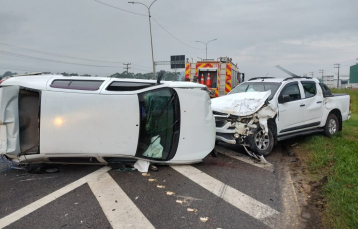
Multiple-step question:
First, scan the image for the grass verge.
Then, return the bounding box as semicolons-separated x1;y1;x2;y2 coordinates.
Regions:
297;89;358;228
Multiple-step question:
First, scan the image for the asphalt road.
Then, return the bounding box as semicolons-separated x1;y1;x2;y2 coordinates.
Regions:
0;144;303;229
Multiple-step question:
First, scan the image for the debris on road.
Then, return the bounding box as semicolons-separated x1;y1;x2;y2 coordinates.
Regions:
166;191;175;196
200;217;209;222
148;178;157;182
176;200;184;204
142;173;150;176
243;146;269;164
187;208;198;213
156;185;165;188
134;160;150;172
149;165;159;172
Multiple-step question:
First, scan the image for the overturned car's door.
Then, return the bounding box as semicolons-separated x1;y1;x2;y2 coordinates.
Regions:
0;86;21;158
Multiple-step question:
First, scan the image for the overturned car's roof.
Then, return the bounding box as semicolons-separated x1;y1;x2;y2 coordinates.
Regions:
2;74;206;91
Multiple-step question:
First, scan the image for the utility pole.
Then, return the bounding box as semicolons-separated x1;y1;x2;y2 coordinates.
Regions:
319;70;324;81
128;0;157;79
334;63;340;88
309;72;314;78
123;63;131;75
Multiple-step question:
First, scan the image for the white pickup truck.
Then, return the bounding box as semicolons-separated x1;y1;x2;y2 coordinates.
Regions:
212;77;351;157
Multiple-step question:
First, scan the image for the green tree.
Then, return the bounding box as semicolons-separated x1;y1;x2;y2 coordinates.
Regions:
1;71;17;78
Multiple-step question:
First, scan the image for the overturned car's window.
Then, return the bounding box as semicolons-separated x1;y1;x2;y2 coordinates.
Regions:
50;80;71;88
136;88;180;161
106;81;155;91
50;80;104;91
229;82;281;100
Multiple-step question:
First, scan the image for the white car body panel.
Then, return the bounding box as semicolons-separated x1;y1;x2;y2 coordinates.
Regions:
170;88;215;163
0;86;21;156
40;91;139;156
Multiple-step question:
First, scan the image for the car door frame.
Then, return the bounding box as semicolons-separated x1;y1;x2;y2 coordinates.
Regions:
276;81;307;135
299;81;323;126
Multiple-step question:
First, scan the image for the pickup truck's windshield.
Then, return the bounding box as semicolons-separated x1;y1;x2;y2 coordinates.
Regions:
229;82;281;100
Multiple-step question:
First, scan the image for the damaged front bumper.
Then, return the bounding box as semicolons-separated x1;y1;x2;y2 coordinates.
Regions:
213;105;276;160
214;112;257;145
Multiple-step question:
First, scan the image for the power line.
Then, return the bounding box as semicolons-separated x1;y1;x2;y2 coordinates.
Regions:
123;63;131;74
94;0;147;16
0;50;122;68
0;65;46;72
0;42;123;64
306;59;356;75
0;42;151;70
93;0;204;51
151;17;204;50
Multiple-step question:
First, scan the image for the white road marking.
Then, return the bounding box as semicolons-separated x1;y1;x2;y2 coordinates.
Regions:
0;166;111;228
171;165;280;228
88;172;154;229
215;145;274;172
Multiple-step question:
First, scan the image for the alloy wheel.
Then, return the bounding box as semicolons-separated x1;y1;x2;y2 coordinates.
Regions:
328;119;337;135
254;130;270;150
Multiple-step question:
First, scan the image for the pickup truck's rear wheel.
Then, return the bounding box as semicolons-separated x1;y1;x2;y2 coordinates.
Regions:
324;114;339;137
247;128;274;156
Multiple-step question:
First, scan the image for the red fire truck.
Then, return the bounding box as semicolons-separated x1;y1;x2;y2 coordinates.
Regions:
184;57;244;97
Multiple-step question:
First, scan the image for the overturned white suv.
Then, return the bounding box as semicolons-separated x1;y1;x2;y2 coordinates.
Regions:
0;74;215;165
212;77;351;158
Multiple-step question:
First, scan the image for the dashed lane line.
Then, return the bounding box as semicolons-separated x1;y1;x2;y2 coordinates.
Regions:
215;145;274;172
171;165;280;228
0;166;111;229
88;172;154;229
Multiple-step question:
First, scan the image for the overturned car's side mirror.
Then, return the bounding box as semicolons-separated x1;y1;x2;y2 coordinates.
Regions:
278;94;291;103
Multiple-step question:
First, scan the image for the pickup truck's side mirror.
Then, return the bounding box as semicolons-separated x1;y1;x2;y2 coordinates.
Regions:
278;94;291;103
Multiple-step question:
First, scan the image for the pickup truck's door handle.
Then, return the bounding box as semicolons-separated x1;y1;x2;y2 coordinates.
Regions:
317;101;322;104
300;104;305;107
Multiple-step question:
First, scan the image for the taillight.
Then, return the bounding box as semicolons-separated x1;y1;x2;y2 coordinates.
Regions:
0;77;9;84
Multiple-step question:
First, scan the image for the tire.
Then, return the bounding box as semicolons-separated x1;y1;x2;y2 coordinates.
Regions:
324;114;339;137
247;128;274;156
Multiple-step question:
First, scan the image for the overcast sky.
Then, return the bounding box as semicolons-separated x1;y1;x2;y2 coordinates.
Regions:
0;0;357;78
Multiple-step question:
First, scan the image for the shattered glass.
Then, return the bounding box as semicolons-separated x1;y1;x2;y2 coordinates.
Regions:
136;88;178;160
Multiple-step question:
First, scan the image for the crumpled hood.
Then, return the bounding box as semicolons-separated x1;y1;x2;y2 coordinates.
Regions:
211;91;271;116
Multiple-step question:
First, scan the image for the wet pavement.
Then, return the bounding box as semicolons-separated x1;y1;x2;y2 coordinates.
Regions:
0;143;303;229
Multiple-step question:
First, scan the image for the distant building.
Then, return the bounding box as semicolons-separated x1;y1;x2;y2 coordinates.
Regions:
322;75;340;88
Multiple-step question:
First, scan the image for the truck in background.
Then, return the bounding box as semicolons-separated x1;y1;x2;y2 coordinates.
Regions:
185;57;245;97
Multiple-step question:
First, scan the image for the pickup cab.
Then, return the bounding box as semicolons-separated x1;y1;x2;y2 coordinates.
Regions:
212;77;351;156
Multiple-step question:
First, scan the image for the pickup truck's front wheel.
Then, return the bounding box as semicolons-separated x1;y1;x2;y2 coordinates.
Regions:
247;128;274;156
324;114;339;137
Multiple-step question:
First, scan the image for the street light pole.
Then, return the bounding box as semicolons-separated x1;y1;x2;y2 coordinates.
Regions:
195;39;217;60
128;0;157;79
